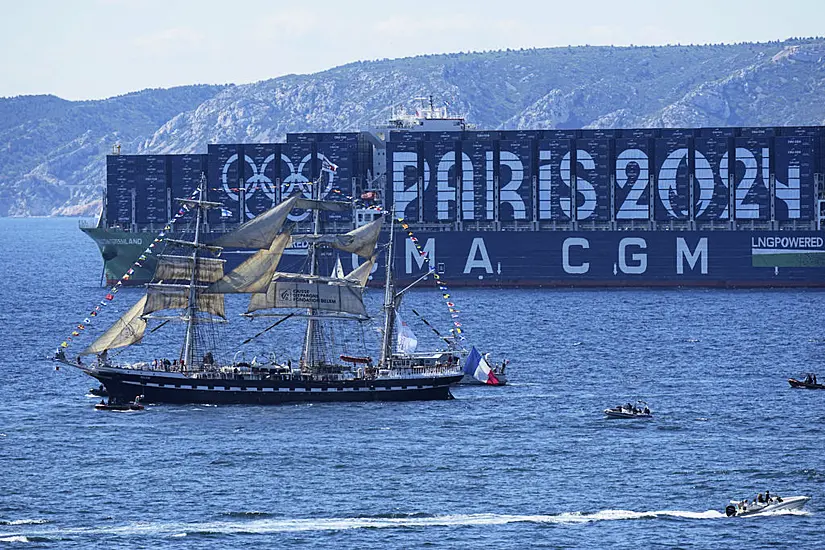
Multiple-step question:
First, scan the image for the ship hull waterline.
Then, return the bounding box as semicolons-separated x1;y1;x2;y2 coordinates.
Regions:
76;365;463;405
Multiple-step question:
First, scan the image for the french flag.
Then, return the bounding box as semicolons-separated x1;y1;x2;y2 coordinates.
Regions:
463;347;500;385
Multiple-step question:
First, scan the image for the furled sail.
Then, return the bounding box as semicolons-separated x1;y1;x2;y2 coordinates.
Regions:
294;198;351;212
247;281;367;317
395;312;418;355
155;256;225;283
205;233;291;294
79;296;148;356
301;216;384;259
144;286;226;318
266;254;374;288
213;195;298;249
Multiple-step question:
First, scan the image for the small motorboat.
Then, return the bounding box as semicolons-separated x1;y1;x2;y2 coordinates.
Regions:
89;384;108;397
95;396;144;411
788;373;824;389
725;495;810;517
604;401;652;419
459;370;508;386
460;348;508;386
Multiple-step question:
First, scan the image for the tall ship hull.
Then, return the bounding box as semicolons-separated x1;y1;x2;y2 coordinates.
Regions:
83;102;825;288
78;364;461;405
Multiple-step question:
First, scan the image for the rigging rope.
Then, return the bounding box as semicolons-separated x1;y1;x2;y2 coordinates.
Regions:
315;187;467;345
58;187;201;352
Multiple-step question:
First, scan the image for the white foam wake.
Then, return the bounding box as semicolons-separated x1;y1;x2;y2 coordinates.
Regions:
0;509;731;539
0;535;29;543
0;519;49;526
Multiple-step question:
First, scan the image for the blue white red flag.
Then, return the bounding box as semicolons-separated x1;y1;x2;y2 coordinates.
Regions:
462;346;500;385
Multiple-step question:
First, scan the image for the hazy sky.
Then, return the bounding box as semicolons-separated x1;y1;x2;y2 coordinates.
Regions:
2;0;822;100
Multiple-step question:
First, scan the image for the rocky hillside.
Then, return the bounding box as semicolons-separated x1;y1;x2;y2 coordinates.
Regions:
3;39;825;217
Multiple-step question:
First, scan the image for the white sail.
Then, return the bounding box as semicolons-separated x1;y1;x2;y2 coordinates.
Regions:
395;312;418;355
247;281;367;317
144;286;226;318
205;233;290;294
155;256;225;283
330;257;345;280
213;195;298;249
346;256;376;287
80;296;148;356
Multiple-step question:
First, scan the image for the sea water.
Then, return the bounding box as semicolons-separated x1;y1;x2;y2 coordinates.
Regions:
0;218;822;549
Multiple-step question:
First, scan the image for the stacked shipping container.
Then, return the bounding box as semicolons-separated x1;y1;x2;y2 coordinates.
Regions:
104;126;824;230
386;127;825;225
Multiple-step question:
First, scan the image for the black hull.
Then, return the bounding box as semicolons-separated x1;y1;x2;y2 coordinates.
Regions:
788;378;825;389
87;369;463;405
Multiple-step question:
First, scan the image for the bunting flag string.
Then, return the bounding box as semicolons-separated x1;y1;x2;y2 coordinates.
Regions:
58;187;201;352
396;216;466;343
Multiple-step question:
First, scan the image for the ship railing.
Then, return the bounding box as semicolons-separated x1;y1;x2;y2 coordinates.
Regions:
382;365;462;378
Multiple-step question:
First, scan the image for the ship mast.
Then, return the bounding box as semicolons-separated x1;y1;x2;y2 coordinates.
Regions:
181;176;206;369
380;212;397;368
301;171;323;369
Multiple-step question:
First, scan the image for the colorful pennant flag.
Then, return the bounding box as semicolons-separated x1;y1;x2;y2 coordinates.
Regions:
58;186;201;351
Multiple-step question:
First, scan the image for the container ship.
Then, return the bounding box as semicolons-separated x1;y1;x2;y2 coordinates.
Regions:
83;100;825;288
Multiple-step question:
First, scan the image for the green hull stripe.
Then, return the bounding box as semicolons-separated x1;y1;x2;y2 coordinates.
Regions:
752;252;825;267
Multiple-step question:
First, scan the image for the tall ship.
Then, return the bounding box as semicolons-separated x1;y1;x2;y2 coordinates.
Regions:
61;173;464;404
83;98;825;288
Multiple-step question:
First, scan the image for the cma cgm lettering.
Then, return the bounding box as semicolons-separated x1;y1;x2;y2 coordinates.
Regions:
393;231;825;287
84;120;825;288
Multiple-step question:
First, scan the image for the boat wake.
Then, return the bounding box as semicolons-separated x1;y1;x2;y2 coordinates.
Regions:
0;519;51;526
0;509;758;540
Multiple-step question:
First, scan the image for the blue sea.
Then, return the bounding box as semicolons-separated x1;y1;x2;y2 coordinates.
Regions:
0;217;822;549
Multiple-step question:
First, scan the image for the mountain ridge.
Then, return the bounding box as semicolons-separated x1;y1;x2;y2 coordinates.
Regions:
2;39;825;217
